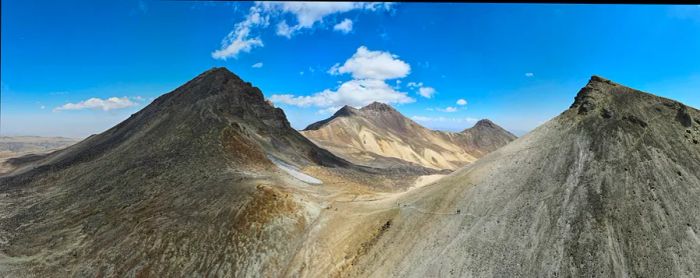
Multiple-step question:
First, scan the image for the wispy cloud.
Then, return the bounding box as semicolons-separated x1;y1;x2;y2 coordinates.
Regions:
456;99;467;106
53;97;137;112
406;81;436;98
418;86;436;98
436;106;457;112
252;62;264;68
212;2;393;59
333;18;353;34
211;6;268;60
525;72;534;77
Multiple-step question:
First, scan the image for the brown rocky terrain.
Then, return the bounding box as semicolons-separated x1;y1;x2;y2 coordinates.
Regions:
2;72;698;277
301;102;516;171
0;68;422;277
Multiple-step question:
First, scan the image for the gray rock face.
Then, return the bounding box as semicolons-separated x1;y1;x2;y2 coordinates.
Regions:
346;76;700;277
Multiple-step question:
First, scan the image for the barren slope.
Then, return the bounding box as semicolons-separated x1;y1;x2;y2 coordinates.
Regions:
337;76;700;277
0;68;416;277
301;103;515;170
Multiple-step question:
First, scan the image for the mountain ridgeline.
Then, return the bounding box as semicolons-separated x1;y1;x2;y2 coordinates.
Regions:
1;70;698;277
334;76;700;277
0;68;418;277
301;102;516;170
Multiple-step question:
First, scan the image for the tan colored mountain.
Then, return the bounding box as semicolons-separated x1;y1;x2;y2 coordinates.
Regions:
301;102;516;170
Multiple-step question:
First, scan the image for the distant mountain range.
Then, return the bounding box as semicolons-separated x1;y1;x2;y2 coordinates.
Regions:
1;69;698;277
302;102;516;170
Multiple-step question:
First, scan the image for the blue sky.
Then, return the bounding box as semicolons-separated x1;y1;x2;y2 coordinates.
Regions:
2;1;699;137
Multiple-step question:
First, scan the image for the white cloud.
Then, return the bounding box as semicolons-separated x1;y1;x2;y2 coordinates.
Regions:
211;6;268;60
276;20;294;38
525;72;534;77
411;116;478;123
53;97;136;112
456;99;467;106
407;82;423;88
333;18;353;34
252;62;264;68
40;105;46;110
437;106;457;113
270;79;414;109
272;45;418;113
260;2;390;36
213;2;392;59
329;46;410;80
418;86;436;98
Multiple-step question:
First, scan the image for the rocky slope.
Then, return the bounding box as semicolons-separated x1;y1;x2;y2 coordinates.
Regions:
334;76;700;277
0;68;416;277
301;102;516;170
3;73;698;277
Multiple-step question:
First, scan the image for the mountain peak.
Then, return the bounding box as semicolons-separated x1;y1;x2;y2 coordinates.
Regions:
194;67;242;82
474;119;496;128
335;105;359;117
361;102;396;112
570;75;621;114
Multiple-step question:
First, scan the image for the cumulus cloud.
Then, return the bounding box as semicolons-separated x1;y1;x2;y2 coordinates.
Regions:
525;72;534;77
418;86;436;98
53;97;136;112
270;79;414;109
437;106;457;113
211;6;268;60
329;46;410;80
333;18;353;33
271;45;420;113
252;62;264;68
213;2;392;59
456;99;467;106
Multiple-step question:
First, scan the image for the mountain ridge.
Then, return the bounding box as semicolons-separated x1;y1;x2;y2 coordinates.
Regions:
301;102;516;170
333;75;700;277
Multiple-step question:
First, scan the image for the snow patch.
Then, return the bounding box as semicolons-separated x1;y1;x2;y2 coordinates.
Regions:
268;156;323;185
